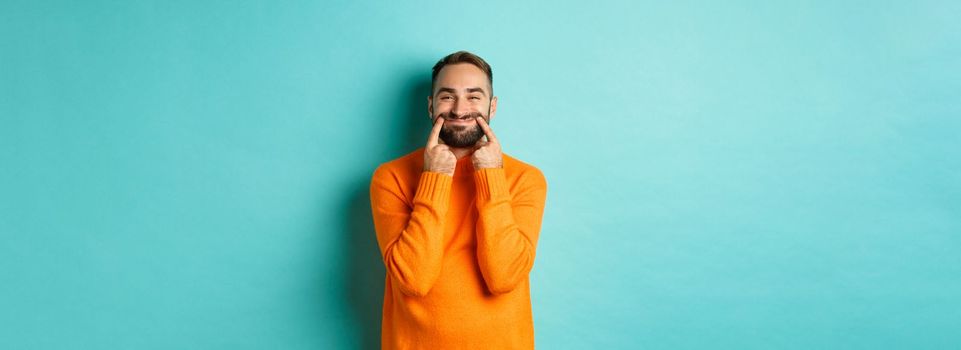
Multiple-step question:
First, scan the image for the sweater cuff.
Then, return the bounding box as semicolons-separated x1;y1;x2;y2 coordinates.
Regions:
414;171;453;204
474;168;510;201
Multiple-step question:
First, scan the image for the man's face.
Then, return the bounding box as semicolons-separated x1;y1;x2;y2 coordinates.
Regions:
428;63;498;148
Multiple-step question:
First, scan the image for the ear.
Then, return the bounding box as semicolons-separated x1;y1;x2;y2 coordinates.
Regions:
427;95;433;120
427;96;434;120
488;96;498;121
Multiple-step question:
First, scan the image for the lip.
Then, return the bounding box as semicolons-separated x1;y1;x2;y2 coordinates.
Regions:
443;117;476;124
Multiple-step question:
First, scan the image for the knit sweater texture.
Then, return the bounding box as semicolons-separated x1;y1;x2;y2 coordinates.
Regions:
369;147;547;349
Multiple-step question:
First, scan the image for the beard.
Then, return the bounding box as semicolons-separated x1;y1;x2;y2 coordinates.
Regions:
436;111;486;148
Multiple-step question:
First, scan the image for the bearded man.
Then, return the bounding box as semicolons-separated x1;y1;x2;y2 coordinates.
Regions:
369;51;548;349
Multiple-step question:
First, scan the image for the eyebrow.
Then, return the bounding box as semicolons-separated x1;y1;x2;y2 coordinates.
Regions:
466;87;487;96
435;87;488;96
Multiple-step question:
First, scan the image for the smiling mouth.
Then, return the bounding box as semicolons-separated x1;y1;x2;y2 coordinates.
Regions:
443;116;475;121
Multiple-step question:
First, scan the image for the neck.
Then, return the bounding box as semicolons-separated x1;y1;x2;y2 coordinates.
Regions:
450;147;475;160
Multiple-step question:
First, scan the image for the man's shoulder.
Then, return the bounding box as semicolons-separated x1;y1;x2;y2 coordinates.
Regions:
504;153;547;187
372;148;424;181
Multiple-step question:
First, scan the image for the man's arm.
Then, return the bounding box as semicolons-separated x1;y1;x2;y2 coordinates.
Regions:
370;167;451;297
474;167;547;294
471;117;548;294
369;118;455;297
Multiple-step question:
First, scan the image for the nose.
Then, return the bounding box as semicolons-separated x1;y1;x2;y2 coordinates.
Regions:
451;97;470;116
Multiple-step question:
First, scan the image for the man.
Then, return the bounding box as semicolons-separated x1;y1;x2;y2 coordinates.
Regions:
369;51;548;349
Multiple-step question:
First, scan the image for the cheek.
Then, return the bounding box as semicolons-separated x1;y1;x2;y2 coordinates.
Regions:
432;105;451;115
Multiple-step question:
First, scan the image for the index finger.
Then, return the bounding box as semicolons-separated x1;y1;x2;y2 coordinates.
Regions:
475;116;498;143
427;116;444;147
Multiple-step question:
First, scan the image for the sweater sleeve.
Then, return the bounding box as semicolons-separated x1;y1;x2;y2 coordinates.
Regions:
473;167;548;294
370;166;452;297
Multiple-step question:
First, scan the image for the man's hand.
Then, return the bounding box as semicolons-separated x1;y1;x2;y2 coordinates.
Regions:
472;117;503;169
424;117;456;176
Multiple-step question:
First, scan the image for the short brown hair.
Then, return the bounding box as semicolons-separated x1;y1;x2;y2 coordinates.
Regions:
431;51;493;95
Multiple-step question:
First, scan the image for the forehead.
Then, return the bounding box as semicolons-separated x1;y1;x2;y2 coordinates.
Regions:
434;63;490;93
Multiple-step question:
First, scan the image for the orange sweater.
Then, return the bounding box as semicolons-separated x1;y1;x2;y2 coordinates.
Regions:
369;148;548;349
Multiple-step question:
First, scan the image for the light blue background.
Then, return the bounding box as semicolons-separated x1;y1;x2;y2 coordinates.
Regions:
2;1;959;349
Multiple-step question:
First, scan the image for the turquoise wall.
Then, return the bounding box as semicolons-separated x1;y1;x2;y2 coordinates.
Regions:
2;1;959;349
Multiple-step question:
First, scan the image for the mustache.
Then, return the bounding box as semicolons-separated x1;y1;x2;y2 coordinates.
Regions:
438;112;484;121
